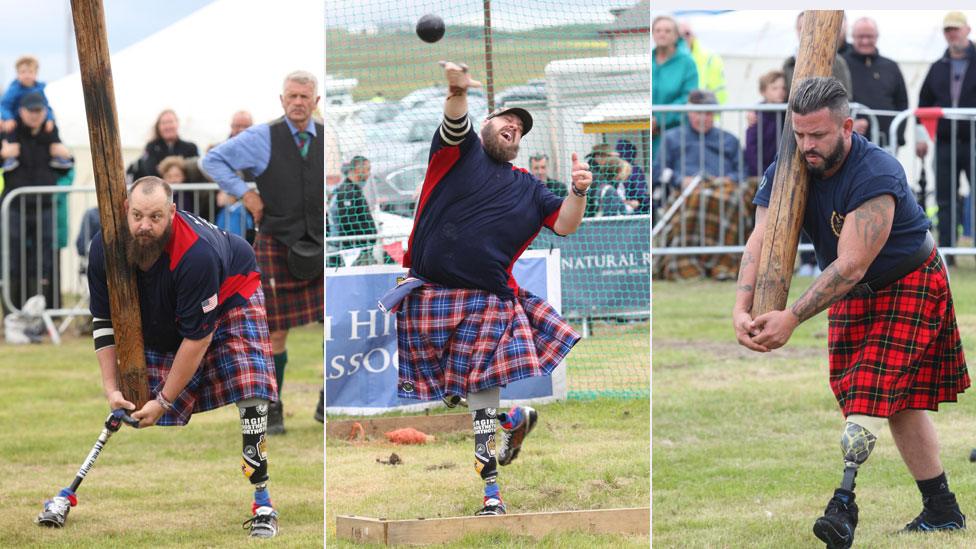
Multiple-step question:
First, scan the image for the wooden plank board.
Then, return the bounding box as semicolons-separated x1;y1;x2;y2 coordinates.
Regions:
326;413;471;440
335;507;650;545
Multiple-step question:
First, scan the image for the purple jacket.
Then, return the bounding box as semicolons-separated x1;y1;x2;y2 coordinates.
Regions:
744;107;783;178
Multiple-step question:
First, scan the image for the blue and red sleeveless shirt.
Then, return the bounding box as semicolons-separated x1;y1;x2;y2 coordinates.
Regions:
404;119;564;300
88;211;261;352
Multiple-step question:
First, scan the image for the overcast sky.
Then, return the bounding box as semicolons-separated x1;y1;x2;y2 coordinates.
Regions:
0;0;213;85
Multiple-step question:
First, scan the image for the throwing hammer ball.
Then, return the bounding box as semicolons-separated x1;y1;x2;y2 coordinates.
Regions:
416;14;446;43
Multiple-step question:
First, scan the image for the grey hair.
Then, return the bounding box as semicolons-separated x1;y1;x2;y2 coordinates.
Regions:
283;70;318;95
789;77;850;122
129;176;174;203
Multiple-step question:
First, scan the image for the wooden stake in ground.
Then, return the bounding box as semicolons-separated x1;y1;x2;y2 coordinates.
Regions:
71;0;149;407
752;10;844;317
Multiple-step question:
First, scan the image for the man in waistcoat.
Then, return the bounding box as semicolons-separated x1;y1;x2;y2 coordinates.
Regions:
203;70;324;434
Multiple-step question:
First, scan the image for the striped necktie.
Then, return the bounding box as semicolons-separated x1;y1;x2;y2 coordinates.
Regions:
297;131;310;158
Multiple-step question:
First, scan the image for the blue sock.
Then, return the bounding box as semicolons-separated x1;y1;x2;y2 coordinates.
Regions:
484;482;500;500
500;407;522;430
254;486;272;508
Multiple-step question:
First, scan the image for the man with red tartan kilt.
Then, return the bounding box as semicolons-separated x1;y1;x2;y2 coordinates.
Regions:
733;77;969;549
83;177;280;537
386;61;590;516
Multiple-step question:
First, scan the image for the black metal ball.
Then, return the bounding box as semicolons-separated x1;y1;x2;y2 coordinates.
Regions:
416;14;445;43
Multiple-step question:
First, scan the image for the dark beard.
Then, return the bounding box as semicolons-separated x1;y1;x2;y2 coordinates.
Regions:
481;125;519;162
804;135;846;178
126;221;172;267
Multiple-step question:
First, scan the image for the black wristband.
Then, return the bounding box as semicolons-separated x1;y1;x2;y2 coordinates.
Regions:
571;183;588;198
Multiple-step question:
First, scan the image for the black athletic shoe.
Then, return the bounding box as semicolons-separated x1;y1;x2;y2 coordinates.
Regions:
268;401;285;435
314;390;324;423
243;505;279;538
903;492;966;532
474;497;506;516
36;496;71;528
813;489;858;549
498;406;537;466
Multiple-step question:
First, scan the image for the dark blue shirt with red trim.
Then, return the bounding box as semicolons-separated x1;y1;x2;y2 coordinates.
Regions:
403;119;564;300
754;132;930;279
88;211;262;352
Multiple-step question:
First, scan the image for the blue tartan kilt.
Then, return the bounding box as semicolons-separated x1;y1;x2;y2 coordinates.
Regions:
395;284;580;401
145;287;278;426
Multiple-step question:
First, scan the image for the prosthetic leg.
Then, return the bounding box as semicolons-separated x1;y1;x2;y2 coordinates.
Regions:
238;399;278;538
468;388;504;516
813;415;882;549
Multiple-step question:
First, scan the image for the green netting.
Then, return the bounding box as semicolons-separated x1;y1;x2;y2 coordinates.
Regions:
325;0;649;399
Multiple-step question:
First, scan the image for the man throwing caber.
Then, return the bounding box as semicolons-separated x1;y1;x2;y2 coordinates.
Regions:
384;62;588;516
204;70;325;433
733;77;969;548
71;177;279;537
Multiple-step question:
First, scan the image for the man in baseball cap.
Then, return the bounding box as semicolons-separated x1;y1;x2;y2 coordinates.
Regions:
485;106;533;136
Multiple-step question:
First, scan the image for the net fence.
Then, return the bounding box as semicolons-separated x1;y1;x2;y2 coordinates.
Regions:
325;0;650;399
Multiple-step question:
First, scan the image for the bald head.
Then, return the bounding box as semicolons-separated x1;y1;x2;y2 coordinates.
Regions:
851;17;879;56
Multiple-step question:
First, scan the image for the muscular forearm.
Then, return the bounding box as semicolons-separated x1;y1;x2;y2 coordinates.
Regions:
96;347;121;397
788;258;862;323
734;218;765;315
159;334;213;401
444;89;468;120
552;194;585;235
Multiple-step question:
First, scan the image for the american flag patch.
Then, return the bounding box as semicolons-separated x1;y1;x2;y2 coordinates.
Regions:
201;293;218;314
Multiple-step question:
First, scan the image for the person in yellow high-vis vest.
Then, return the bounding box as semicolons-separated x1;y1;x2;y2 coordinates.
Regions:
678;22;728;106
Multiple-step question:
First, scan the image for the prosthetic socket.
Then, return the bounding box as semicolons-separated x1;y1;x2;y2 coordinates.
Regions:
839;418;879;491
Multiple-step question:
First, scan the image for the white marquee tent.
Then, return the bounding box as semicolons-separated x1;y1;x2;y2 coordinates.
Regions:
47;0;324;154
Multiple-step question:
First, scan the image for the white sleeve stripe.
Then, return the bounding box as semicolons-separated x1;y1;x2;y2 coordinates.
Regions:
439;125;465;146
93;327;114;338
442;115;468;130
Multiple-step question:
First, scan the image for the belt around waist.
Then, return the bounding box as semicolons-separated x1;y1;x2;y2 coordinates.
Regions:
847;232;936;298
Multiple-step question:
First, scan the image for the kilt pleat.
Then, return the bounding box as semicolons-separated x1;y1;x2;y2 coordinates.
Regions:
254;233;323;331
396;284;580;401
828;249;969;417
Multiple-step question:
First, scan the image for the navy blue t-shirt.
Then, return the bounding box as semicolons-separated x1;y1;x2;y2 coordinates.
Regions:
404;120;564;300
754;132;930;279
89;211;261;352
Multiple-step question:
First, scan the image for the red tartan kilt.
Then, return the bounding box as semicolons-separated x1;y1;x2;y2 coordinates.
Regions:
827;249;969;417
254;232;323;331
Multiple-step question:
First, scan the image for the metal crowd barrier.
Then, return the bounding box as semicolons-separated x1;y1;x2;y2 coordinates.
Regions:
650;102;928;265
1;182;252;343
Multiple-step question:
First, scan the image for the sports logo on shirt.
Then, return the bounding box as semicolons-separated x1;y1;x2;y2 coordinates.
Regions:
201;293;218;314
831;211;845;237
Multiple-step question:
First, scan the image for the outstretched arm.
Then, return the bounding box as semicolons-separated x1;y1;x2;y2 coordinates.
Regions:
732;206;769;352
441;61;481;121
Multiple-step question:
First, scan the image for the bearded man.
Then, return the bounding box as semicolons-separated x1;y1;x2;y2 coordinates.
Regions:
382;61;592;515
63;176;281;537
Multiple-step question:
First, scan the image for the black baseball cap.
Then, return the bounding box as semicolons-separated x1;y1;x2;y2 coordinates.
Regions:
486;107;533;136
19;91;45;111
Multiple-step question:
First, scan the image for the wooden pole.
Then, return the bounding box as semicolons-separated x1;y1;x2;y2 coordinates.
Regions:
752;10;843;316
483;0;495;111
70;0;150;408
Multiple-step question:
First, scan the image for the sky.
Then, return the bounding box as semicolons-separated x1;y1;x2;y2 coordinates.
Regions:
0;0;213;85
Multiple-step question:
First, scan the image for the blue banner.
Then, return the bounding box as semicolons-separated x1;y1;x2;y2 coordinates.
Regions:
325;250;565;414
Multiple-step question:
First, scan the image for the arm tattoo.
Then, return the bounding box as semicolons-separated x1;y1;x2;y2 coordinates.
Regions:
736;250;755;292
853;195;893;250
790;262;859;322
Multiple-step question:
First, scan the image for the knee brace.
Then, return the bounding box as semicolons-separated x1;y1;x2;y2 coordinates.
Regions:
839;415;882;491
239;399;270;485
472;407;498;483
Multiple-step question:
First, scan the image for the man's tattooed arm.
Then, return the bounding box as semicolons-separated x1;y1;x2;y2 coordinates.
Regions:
789;193;895;323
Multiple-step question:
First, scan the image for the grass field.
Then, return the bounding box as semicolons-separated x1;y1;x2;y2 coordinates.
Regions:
326;397;649;547
653;268;976;548
3;324;324;548
327;28;608;101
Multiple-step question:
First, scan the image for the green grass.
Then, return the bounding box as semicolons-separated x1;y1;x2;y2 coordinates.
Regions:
2;324;324;548
566;320;649;399
653;269;976;548
326;398;650;547
328;28;608;101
